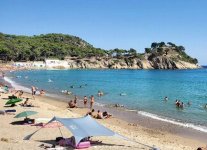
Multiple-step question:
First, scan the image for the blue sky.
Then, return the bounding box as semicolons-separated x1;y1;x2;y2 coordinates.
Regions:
0;0;207;64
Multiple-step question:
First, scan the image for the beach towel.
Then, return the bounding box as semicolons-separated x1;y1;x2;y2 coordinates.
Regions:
0;109;16;115
5;109;16;113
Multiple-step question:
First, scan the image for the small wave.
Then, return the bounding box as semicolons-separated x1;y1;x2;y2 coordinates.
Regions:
94;102;105;107
138;111;207;133
126;109;137;112
48;79;53;82
4;77;31;93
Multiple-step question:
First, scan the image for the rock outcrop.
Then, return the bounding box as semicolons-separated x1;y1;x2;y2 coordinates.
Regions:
62;55;200;70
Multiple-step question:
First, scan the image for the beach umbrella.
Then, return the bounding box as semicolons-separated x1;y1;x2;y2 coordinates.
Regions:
5;98;22;105
14;111;38;118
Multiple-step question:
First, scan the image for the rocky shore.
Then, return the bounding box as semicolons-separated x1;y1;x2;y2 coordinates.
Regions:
63;55;199;69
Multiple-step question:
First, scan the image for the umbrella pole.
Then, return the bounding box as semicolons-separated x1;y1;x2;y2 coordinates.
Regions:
58;127;63;137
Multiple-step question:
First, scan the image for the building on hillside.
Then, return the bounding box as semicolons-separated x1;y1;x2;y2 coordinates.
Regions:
13;61;32;68
32;61;46;68
45;59;69;68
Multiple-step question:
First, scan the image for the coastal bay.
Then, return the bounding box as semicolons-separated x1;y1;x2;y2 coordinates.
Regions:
1;68;207;149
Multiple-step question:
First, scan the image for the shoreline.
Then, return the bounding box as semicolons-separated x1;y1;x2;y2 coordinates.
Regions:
0;78;206;149
3;73;207;145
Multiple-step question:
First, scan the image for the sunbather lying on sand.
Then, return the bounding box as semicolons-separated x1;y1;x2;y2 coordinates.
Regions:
20;98;34;107
96;110;112;119
68;100;77;108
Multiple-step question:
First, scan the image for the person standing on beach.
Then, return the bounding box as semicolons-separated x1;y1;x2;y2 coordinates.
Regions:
31;86;36;99
74;95;78;107
83;96;88;108
90;95;94;109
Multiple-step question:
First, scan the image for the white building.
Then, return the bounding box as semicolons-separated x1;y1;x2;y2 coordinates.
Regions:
32;61;46;68
13;62;32;68
45;59;69;68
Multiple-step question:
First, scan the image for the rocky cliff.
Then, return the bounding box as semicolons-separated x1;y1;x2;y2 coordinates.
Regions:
62;54;199;70
62;42;200;69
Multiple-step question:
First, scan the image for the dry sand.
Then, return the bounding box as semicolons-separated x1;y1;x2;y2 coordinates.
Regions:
0;91;206;150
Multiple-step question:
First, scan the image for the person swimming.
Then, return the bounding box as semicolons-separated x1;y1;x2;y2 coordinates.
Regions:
175;100;180;107
98;91;104;97
180;102;184;108
164;96;168;101
187;101;191;106
204;104;207;109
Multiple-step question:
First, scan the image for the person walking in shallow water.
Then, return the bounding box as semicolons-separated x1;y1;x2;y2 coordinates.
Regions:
90;95;94;110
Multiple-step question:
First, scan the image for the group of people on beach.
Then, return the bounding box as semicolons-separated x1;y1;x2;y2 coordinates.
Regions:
31;86;45;99
67;94;112;119
86;109;112;119
68;95;95;109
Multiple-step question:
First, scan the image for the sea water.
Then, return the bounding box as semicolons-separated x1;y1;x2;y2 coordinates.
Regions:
6;69;207;131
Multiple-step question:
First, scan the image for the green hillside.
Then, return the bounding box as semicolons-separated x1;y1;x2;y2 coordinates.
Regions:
0;33;198;64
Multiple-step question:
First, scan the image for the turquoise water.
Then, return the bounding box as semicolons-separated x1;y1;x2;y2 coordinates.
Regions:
7;69;207;128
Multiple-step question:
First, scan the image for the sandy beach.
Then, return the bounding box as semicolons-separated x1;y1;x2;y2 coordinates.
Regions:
0;85;206;150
